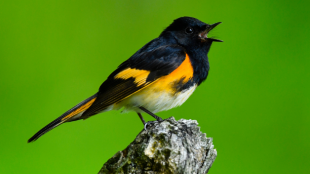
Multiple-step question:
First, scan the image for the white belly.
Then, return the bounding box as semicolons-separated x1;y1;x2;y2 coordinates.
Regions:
118;85;197;113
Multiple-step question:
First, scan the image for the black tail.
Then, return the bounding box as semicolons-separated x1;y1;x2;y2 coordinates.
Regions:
28;93;97;143
27;116;67;143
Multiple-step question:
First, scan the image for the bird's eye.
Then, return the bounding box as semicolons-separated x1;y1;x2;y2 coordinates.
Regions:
185;27;194;34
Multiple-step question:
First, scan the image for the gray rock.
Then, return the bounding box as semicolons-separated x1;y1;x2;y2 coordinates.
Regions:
98;117;217;174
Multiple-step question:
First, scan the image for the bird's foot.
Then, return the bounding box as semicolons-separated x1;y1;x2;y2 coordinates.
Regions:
144;119;163;131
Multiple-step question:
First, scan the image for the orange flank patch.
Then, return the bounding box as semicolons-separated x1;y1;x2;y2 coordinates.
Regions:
151;54;193;91
115;68;151;86
167;54;193;82
61;97;96;121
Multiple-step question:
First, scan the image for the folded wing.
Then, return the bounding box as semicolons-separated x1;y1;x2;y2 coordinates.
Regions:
81;45;187;118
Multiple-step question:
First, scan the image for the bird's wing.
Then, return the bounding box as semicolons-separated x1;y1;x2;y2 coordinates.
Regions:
81;45;188;118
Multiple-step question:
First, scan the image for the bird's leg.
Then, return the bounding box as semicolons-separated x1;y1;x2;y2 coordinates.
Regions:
139;107;163;122
139;107;164;130
137;112;146;125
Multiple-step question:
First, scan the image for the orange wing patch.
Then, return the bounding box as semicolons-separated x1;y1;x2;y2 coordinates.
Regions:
89;68;155;109
114;68;151;86
61;97;96;121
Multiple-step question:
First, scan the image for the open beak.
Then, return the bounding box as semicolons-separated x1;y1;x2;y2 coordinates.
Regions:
199;22;223;42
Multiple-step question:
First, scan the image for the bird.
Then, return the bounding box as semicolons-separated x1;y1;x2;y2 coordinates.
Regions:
28;17;222;143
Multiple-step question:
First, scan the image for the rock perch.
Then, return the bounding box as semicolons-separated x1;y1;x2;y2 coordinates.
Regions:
98;117;217;174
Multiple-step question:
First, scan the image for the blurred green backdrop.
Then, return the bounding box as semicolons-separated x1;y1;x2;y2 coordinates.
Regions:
1;0;309;173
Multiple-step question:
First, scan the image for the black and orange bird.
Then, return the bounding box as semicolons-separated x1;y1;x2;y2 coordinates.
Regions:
28;17;222;143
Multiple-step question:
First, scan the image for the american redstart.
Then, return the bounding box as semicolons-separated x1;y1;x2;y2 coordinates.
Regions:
28;17;222;143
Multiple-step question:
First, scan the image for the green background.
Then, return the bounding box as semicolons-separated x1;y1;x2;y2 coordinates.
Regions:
1;0;309;173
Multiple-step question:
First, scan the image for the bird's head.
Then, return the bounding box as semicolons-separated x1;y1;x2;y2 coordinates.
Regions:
160;17;222;50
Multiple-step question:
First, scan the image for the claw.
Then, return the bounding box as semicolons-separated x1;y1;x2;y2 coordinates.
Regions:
144;120;161;130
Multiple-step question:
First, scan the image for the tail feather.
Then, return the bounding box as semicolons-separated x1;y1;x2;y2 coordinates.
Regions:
28;93;97;143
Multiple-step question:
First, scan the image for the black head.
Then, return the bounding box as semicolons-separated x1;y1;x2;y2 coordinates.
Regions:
160;17;222;50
